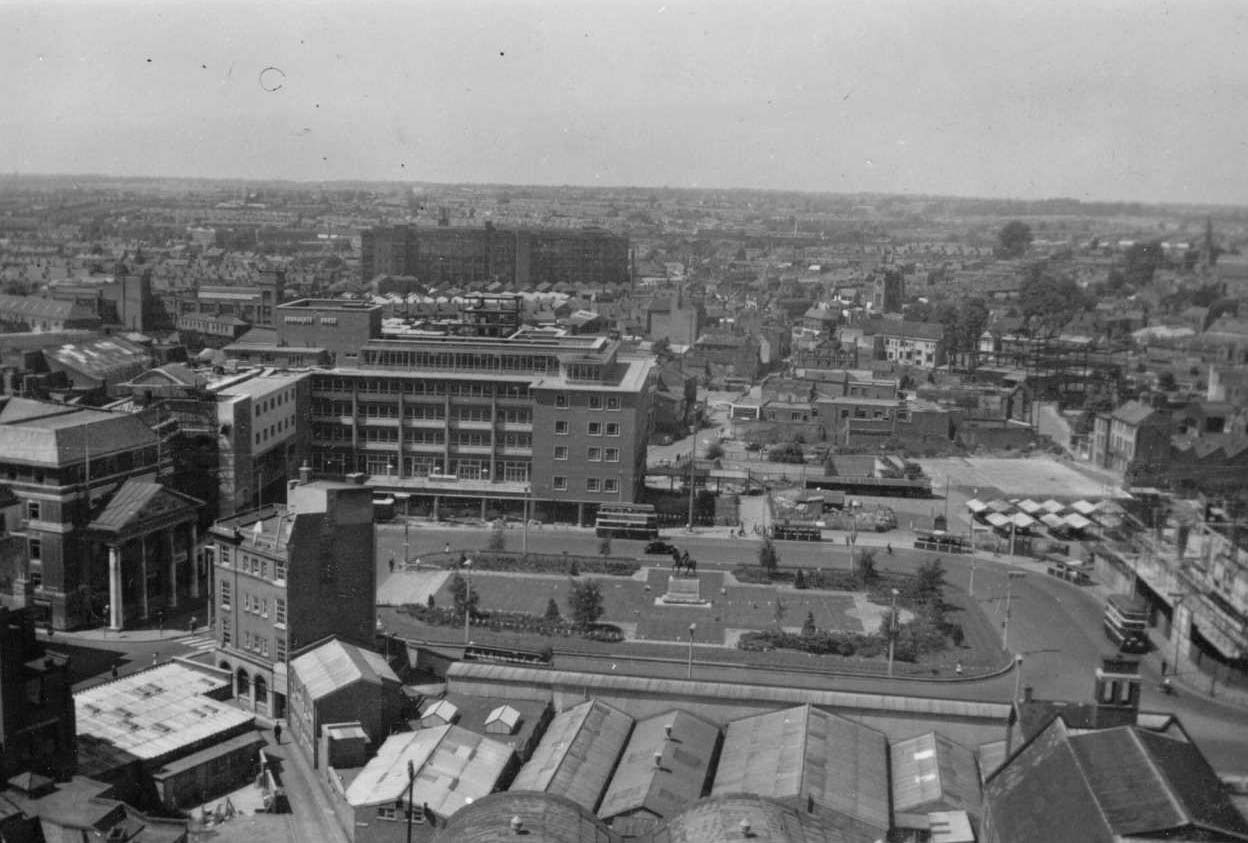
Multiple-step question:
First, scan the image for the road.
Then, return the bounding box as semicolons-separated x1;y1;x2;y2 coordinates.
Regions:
374;521;1248;773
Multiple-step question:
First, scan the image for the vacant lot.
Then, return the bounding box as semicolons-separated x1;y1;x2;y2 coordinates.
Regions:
920;456;1117;500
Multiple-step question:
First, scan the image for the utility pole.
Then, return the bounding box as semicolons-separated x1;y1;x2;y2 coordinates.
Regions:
1003;571;1025;651
686;448;696;532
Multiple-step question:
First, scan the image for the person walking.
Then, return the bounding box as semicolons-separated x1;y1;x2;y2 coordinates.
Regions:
274;722;283;745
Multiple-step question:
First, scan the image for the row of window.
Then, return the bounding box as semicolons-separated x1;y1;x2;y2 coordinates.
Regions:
313;376;531;398
316;426;533;448
255;416;293;446
313;402;535;424
554;393;621;410
552;476;619;493
554;446;620;462
253;389;296;417
221;548;287;582
356;349;559;376
554;420;622;436
239;592;287;624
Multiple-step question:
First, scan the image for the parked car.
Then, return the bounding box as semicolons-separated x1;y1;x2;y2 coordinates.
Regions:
1119;633;1151;654
645;540;677;555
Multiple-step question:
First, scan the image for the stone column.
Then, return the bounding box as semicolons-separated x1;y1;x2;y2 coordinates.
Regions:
189;524;200;599
140;534;149;620
167;528;179;609
109;546;124;631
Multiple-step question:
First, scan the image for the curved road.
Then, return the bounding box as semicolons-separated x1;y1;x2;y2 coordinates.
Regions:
378;522;1248;772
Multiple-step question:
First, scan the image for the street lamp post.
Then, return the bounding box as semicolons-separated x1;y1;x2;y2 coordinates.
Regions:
522;485;531;557
887;588;900;678
463;558;473;645
687;623;696;679
1013;654;1025;702
1003;571;1026;651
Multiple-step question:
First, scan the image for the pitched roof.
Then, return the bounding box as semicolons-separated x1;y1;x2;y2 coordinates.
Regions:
890;732;982;817
870;319;945;341
511;700;634;813
712;704;890;836
984;719;1248;843
0;293;99;323
1111;400;1157;426
43;336;150;382
289;637;398;702
87;478;202;533
597;709;719;822
0;403;159;467
344;725;513;818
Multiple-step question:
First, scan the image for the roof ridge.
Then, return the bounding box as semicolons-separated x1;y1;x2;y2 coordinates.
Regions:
796;703;812;806
1129;728;1191;831
1055;720;1117;840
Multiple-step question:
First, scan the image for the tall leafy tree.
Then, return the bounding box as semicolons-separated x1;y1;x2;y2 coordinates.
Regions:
567;579;604;628
995;221;1033;259
1019;262;1086;338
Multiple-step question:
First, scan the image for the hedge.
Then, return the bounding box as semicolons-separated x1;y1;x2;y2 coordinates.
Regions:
446;552;639;577
398;603;623;642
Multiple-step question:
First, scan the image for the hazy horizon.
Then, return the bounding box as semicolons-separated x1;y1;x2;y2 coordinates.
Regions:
5;1;1248;206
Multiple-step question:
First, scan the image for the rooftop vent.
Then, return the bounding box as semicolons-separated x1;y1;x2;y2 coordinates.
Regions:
510;815;524;834
653;751;663;768
739;818;753;837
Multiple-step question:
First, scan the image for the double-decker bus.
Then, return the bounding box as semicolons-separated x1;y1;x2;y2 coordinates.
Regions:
594;503;660;540
1103;593;1149;649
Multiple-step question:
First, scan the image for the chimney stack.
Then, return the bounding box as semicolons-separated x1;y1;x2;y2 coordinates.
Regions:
664;723;673;739
299;461;312;485
1023;685;1034;703
510;816;523;834
653;751;663;768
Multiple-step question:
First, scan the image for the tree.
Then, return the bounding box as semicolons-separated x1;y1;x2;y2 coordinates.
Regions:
567;579;604;629
857;549;879;585
878;608;900;642
1123;240;1166;288
958;297;991;369
598;536;612;557
1019;262;1087;338
793;568;807;589
913;558;947;605
544;597;562;623
995;221;1033;259
487;522;506;552
768;441;805;464
705;440;725;460
802;611;817;637
1158;370;1177;392
448;572;478;619
758;538;780;572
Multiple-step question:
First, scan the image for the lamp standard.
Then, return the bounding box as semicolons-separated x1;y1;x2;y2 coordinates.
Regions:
462;558;473;645
1012;654;1025;702
405;759;416;843
1003;571;1026;651
887;588;900;678
686;623;697;679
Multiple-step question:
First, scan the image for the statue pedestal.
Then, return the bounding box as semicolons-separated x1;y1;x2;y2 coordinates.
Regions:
660;574;706;605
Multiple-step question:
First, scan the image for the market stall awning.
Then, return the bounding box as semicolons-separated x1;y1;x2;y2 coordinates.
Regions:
1016;499;1043;515
987;499;1013;514
1070;499;1100;516
986;512;1011;528
1063;513;1093;531
1010;512;1037;529
1040;499;1065;514
966;499;988;514
1040;513;1066;529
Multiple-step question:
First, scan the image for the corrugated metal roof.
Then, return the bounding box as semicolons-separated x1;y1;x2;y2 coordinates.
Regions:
446;663;1012;721
0;293;97;322
45;336;150;382
890;732;982;817
434;791;616;843
511;699;634;813
75;663;251;764
597;709;719;822
289;638;398;702
344;725;513;819
712;704;890;834
643;794;851;843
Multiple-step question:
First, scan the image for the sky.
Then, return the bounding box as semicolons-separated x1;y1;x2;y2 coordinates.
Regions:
3;0;1248;204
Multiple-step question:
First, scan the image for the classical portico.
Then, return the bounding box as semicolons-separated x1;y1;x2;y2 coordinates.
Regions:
87;478;203;631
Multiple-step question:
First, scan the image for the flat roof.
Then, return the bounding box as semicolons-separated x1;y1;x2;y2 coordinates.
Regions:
75;663;253;764
214;370;308;399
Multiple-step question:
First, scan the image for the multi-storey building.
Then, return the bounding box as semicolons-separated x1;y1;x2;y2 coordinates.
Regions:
207;475;376;718
0;398;205;630
360;223;630;290
221;299;656;525
212;369;312;517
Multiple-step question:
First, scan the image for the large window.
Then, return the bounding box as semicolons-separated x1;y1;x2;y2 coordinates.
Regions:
28;539;41;561
275;598;286;625
220;580;231;610
605;448;620;462
586;478;601;492
26;501;40;521
588;422;602;436
588;447;601;461
554;446;568;460
555;421;569;435
553;476;568;491
606;422;621;436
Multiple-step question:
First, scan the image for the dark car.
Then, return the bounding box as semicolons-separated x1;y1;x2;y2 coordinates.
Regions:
645;540;676;555
1119;634;1151;654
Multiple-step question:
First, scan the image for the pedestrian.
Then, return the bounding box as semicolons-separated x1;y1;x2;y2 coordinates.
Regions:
886;543;893;555
955;661;964;677
189;615;197;634
444;542;450;554
274;722;283;745
388;557;395;573
111;664;119;680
